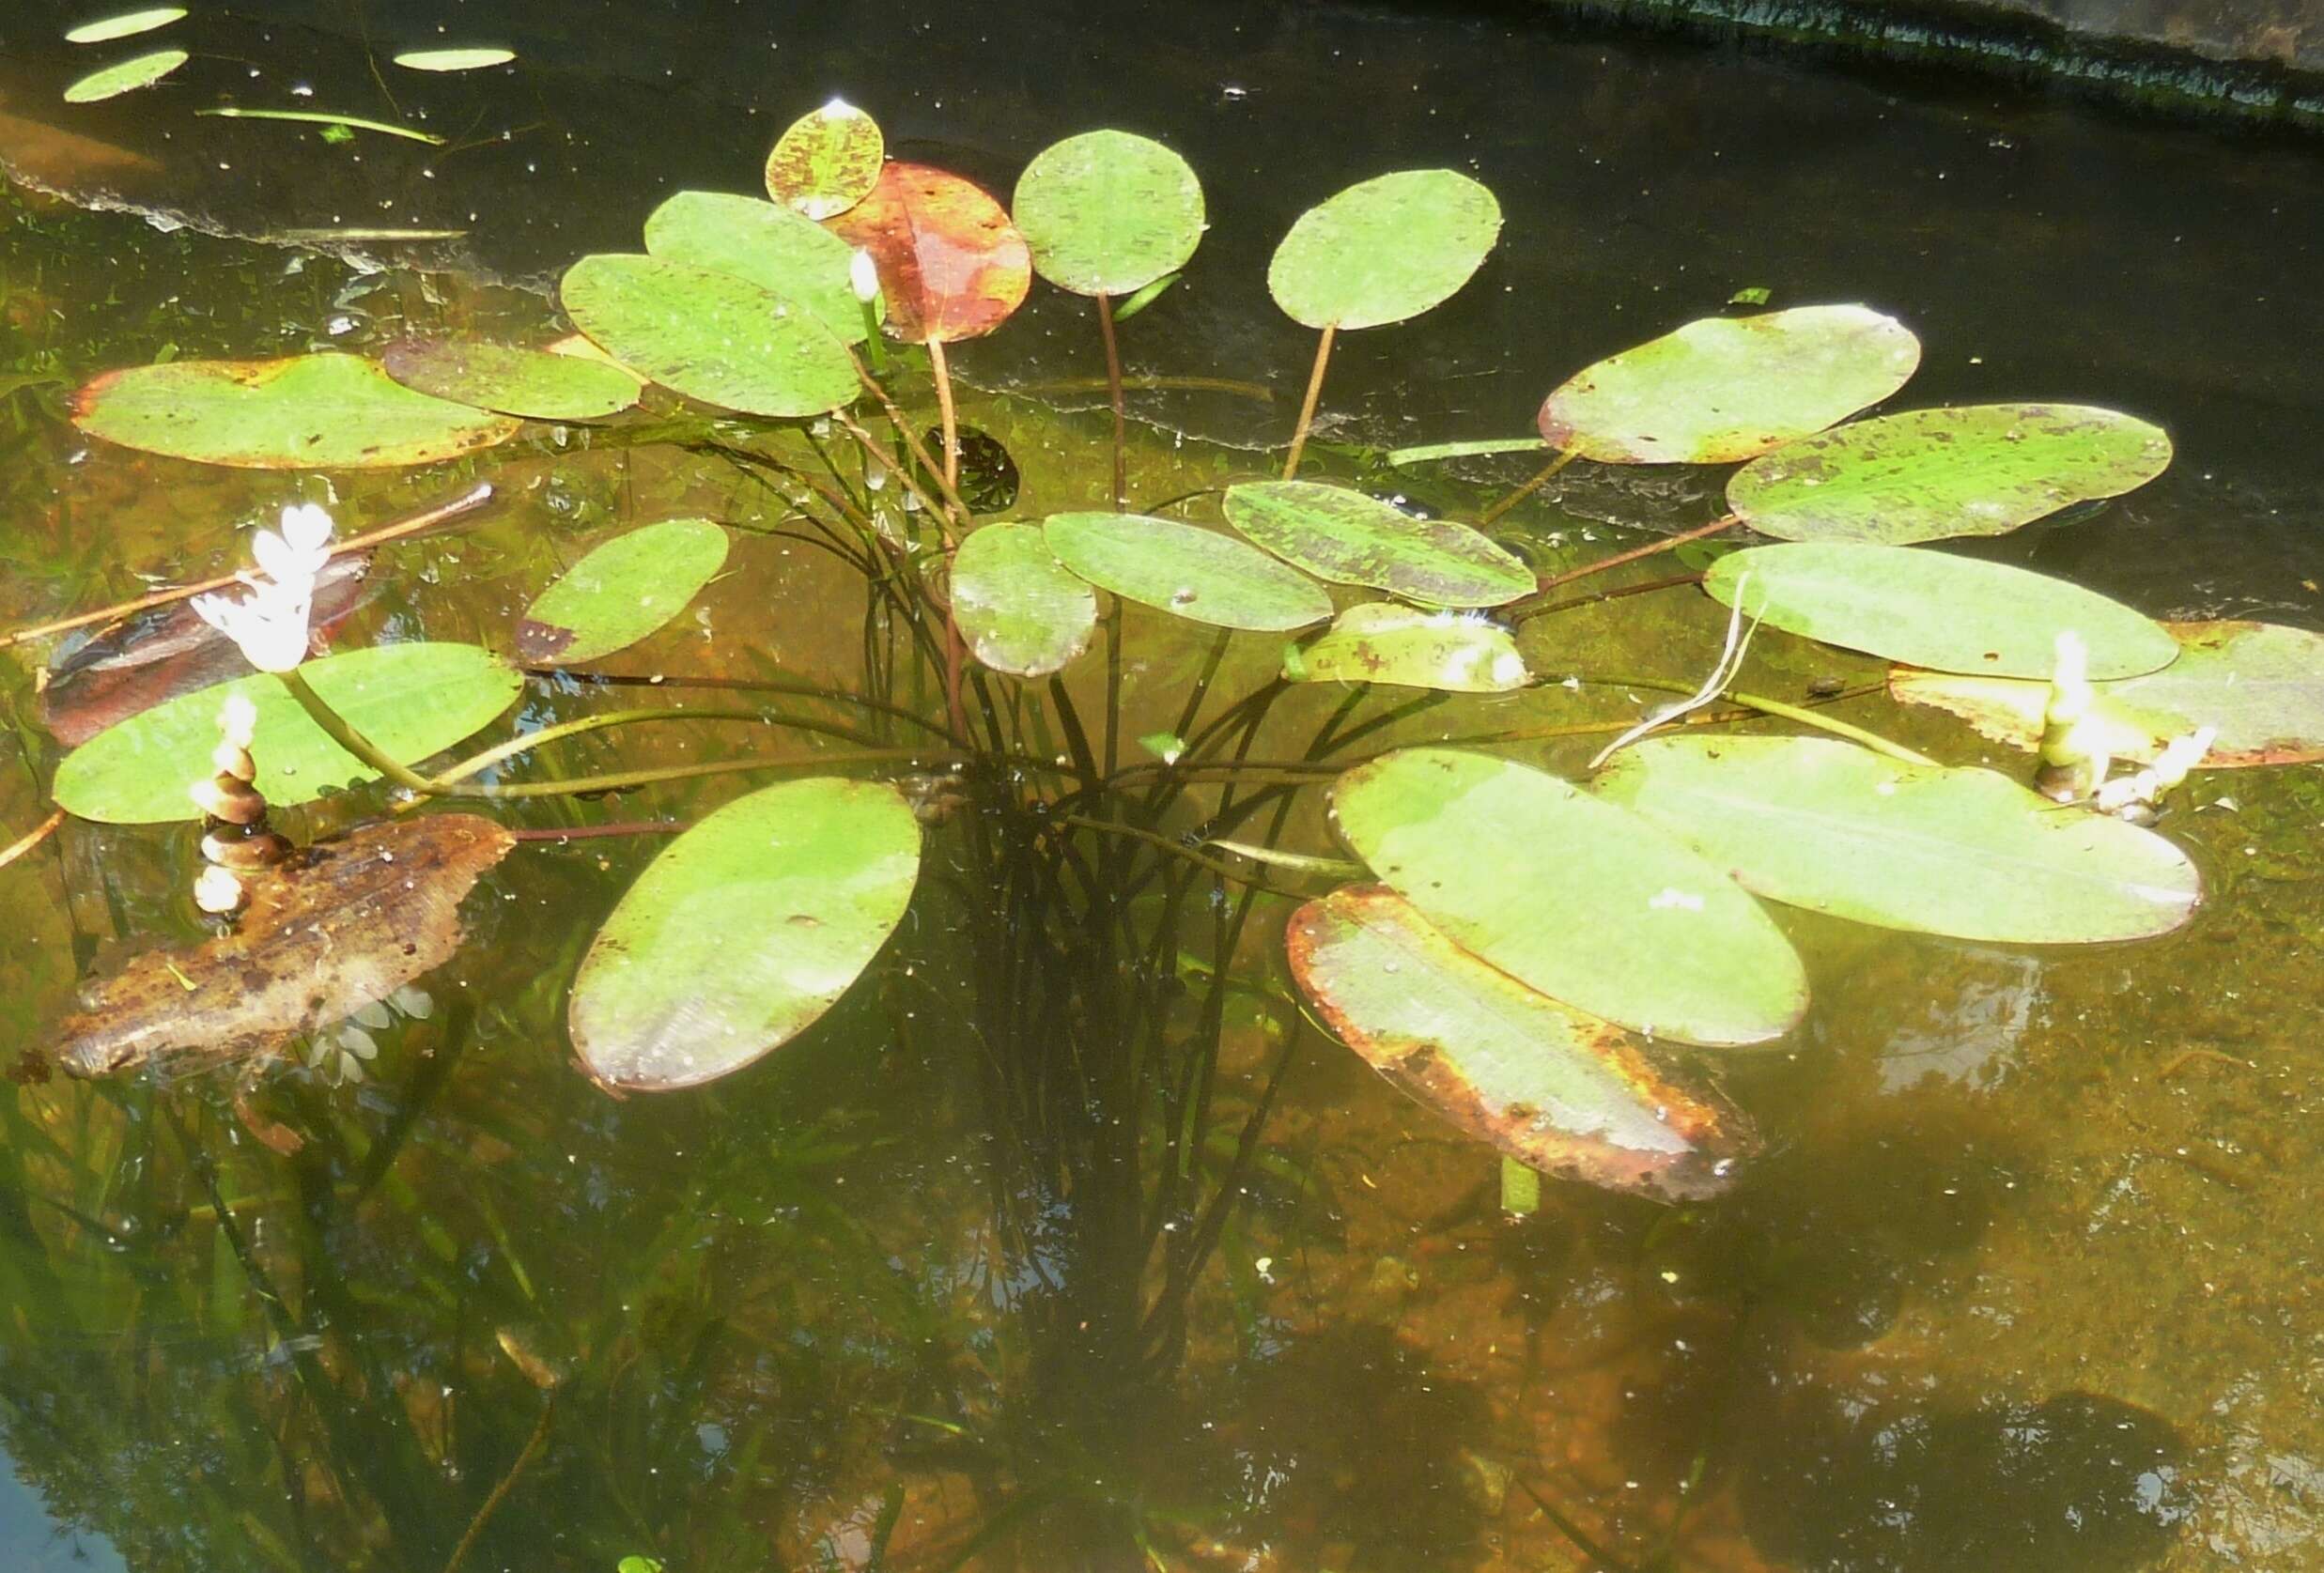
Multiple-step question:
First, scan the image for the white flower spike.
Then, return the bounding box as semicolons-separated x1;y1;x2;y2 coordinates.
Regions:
191;503;336;672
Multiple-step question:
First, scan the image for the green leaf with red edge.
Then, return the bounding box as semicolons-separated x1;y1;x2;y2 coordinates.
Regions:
1888;620;2324;767
765;99;884;222
72;354;520;469
1288;885;1755;1200
827;162;1031;344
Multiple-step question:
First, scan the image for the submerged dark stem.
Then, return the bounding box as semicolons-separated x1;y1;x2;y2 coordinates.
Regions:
1477;446;1580;527
1095;292;1128;511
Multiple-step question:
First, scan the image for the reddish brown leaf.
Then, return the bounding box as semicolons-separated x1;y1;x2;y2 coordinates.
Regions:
38;553;373;746
825;162;1030;345
53;814;514;1077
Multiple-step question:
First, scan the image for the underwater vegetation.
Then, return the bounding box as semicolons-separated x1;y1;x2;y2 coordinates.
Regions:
1;62;2316;1569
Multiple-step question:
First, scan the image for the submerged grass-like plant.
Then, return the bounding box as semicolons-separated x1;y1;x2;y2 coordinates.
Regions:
7;93;2316;1568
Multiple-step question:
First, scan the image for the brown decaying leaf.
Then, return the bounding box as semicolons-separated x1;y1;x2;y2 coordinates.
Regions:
1286;886;1756;1201
825;162;1030;344
37;553;373;746
52;814;514;1077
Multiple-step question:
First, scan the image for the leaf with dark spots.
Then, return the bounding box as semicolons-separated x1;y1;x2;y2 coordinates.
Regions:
826;162;1030;344
52;814;514;1077
1286;886;1754;1201
38;553;373;747
71;354;521;470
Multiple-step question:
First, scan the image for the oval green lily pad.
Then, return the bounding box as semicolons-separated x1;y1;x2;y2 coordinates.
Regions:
1728;403;2174;544
381;337;643;422
1222;480;1532;608
764;98;884;222
559;253;859;419
1267;170;1501;332
62;48;188;103
1594;734;2199;943
643;190;879;345
1889;620;2324;768
392;47;516;72
1013;130;1205;299
950;522;1097;677
54;642;521;824
567;778;921;1091
65;8;186;44
518;518;730;665
71;353;520;469
1704;542;2178;680
1331;748;1807;1046
1288;886;1754;1200
1043;512;1333;633
1537;305;1921;466
1288;602;1527;692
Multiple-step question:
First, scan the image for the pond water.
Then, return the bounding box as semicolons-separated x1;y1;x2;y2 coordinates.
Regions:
0;3;2320;1571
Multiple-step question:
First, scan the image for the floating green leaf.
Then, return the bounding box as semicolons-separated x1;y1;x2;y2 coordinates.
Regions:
1267;170;1501;331
64;8;185;44
1043;513;1332;632
1537;305;1921;466
1331;748;1807;1046
1594;735;2200;943
1889;620;2324;768
381;337;643;422
1222;480;1532;607
517;518;730;665
1013;130;1205;299
1287;886;1753;1200
559;254;859;419
764;98;884;221
54;643;521;824
392;47;516;72
1728;404;2174;544
71;353;519;469
643;190;880;344
950;522;1097;677
1704;542;2178;680
62;49;187;103
568;779;921;1091
1287;602;1527;692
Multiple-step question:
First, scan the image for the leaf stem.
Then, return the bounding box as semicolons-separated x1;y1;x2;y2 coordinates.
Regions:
1054;814;1300;899
1095;293;1129;510
846;352;970;526
1477;447;1579;527
1724;690;1939;765
0;809;65;869
277;666;444;795
1509;515;1737;624
1280;324;1336;481
926;338;962;495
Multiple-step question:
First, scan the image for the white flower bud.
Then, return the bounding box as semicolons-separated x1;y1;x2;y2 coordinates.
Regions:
850;248;881;305
194;865;246;915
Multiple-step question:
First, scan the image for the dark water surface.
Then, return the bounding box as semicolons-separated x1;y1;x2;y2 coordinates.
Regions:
0;2;2318;1570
